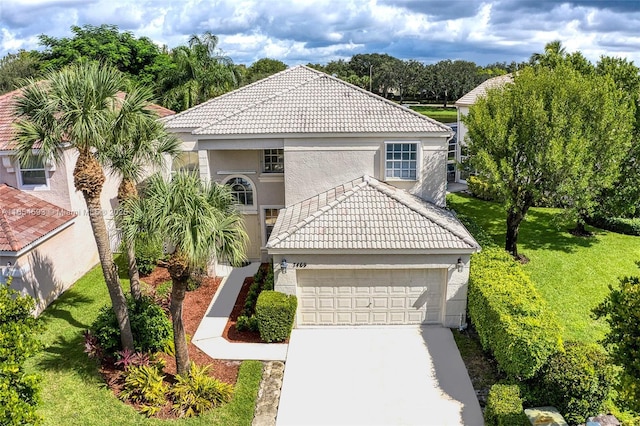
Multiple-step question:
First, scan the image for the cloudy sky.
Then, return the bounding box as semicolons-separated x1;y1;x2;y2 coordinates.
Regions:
2;0;640;67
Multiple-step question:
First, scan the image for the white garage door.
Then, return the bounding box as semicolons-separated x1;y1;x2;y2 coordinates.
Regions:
297;269;445;326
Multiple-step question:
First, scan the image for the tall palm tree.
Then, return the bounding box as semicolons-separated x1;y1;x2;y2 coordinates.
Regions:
102;84;181;300
159;31;239;112
13;61;134;350
121;172;247;374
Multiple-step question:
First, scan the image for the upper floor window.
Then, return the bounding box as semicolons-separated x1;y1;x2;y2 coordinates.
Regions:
19;155;48;188
263;149;284;173
226;177;254;206
385;143;417;180
172;152;199;175
264;208;280;241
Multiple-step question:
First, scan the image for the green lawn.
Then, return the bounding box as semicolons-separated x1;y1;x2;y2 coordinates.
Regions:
447;193;640;344
26;259;262;426
408;105;457;123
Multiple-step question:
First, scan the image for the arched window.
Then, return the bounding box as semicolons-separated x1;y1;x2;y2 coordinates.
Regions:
225;177;254;206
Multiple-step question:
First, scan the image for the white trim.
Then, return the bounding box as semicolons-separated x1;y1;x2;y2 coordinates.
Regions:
383;141;421;182
258;173;284;183
221;174;257;212
0;219;76;257
217;170;256;175
16;156;50;191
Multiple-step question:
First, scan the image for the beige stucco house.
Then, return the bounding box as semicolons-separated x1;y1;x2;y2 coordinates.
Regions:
0;88;174;314
163;65;480;328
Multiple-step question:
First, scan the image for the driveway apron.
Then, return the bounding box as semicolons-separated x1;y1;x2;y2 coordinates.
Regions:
277;327;483;426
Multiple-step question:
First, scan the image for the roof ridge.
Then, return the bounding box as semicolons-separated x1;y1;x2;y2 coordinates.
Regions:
364;177;478;247
162;65;314;126
195;69;323;133
267;178;367;247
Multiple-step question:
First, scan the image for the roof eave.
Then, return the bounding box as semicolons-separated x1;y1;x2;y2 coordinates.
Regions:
193;130;453;140
266;247;479;255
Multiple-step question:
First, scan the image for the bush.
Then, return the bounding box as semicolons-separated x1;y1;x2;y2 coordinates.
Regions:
135;237;164;276
467;175;502;201
242;281;262;317
120;364;167;417
236;315;259;332
255;291;297;343
587;215;640;236
170;363;233;417
263;267;274;291
526;341;613;425
484;384;528;426
90;296;173;357
0;277;43;426
468;246;563;379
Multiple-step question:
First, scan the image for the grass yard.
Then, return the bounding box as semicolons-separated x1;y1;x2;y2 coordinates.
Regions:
408;105;457;123
25;259;262;426
447;193;640;344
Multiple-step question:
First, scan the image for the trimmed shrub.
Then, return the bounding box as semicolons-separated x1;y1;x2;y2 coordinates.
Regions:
526;341;613;425
236;315;259;332
468;247;563;379
467;175;502;201
135;237;164;275
0;277;43;426
255;291;297;343
263;266;274;291
587;215;640;236
484;384;528;426
170;363;233;417
90;296;173;357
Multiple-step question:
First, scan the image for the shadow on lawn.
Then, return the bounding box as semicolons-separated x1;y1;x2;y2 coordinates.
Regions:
39;291;94;330
36;333;100;379
449;193;600;254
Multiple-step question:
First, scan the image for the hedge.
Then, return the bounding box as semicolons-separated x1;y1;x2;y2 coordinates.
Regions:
468;247;563;379
255;291;297;343
484;384;528;426
467;176;502;201
587;215;640;236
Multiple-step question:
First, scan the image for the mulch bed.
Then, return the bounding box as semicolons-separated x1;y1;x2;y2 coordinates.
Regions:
97;265;242;419
222;276;266;343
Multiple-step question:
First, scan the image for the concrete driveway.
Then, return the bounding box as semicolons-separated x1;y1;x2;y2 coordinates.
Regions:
277;327;483;426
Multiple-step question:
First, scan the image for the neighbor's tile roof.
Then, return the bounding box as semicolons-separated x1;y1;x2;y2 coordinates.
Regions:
0;184;76;252
0;88;174;151
455;73;513;107
163;65;452;135
267;176;479;251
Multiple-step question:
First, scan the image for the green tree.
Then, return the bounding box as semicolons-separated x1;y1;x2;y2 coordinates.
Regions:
13;62;134;350
102;83;181;300
158;32;238;111
122;173;247;374
0;51;41;94
464;64;633;257
38;24;165;86
0;277;43;425
244;58;287;84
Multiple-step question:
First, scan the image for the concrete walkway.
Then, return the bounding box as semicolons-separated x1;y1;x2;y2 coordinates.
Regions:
192;262;288;361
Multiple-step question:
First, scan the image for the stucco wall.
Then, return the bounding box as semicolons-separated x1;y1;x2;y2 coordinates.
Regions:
272;252;471;328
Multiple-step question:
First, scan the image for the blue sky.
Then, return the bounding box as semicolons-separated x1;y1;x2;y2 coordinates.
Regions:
2;0;640;66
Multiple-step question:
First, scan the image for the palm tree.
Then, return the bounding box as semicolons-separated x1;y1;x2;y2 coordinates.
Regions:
530;40;567;68
13;62;134;350
159;32;239;112
102;84;181;300
122;172;247;374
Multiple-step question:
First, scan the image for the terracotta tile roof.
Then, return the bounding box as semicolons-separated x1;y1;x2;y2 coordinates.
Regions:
267;176;480;252
163;65;453;136
455;73;513;107
0;88;175;151
0;184;76;252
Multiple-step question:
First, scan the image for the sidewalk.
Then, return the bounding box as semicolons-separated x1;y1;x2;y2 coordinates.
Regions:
192;262;289;361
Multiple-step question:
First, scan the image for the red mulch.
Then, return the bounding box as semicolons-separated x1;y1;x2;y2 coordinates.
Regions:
97;266;242;419
222;276;266;343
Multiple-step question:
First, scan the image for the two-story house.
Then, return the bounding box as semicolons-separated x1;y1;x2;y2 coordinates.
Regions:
163;65;480;328
0;88;174;313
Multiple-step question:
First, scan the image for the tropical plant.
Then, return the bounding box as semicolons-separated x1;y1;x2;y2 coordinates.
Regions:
13;61;135;349
170;363;234;417
119;364;167;416
121;172;247;374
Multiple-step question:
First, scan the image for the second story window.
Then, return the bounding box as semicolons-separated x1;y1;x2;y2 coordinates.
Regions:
19;155;48;188
263;149;284;173
226;177;254;205
385;143;417;180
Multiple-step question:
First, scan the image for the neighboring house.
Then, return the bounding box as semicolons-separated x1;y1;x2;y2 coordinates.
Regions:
454;73;513;183
0;88;174;314
163;65;480;328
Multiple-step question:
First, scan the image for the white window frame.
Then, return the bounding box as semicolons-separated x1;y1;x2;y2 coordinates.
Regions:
262;149;284;174
17;155;49;190
384;141;420;181
261;205;283;247
221;174;257;213
171;151;199;176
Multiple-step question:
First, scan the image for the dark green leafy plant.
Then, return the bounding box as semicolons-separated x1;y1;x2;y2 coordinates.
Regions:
236;315;259;332
170;363;233;417
0;277;43;425
484;384;528;426
134;236;164;276
255;291;297;343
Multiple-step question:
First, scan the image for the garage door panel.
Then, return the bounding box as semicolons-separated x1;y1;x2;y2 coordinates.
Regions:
297;269;444;326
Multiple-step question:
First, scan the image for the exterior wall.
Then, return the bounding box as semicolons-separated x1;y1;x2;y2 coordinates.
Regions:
272;252;472;328
455;106;470;183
